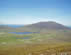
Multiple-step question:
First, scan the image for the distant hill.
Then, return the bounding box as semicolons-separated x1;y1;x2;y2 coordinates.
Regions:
8;25;24;28
18;21;71;32
0;25;12;29
0;25;17;32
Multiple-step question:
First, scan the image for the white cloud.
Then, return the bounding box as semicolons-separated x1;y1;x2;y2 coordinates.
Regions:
0;16;71;26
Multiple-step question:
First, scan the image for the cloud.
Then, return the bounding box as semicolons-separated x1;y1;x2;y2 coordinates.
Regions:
0;15;71;26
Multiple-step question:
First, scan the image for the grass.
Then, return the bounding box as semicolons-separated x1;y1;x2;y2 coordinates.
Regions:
0;43;71;55
0;31;71;55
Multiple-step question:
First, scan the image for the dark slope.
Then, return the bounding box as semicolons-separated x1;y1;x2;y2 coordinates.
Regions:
18;21;71;32
29;21;69;29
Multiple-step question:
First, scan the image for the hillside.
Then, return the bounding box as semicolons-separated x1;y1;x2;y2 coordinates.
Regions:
0;25;17;32
18;21;71;32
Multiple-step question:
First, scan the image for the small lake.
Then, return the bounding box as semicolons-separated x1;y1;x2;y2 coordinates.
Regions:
8;32;39;34
16;37;31;39
8;32;33;34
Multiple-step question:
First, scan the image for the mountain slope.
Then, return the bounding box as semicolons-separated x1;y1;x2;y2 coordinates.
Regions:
18;21;71;32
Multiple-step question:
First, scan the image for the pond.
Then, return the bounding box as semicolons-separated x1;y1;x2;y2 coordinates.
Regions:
8;32;33;34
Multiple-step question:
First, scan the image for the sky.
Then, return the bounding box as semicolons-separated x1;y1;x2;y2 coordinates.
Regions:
0;0;71;26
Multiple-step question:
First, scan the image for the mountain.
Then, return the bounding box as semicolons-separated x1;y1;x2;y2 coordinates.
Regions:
18;21;71;32
17;21;71;42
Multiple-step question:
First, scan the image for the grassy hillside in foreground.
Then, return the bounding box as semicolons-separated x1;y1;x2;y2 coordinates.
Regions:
0;33;71;55
0;43;71;55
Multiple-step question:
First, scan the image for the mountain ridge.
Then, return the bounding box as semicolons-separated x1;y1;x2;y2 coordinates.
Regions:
18;21;71;32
